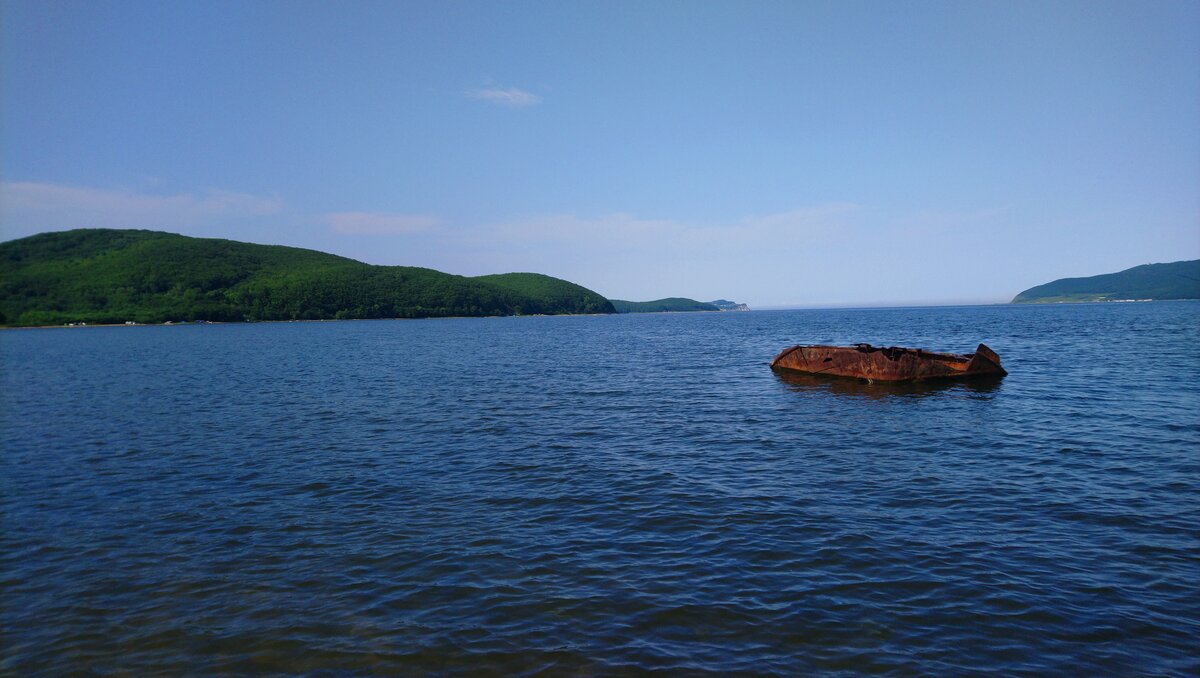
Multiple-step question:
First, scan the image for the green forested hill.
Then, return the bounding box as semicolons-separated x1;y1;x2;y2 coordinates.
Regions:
609;297;720;313
474;273;614;316
1012;260;1200;303
0;229;615;325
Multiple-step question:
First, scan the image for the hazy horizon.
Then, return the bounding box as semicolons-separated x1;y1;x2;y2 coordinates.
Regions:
3;1;1198;307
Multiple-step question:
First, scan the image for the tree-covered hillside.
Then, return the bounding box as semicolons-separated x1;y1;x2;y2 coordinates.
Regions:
474;273;614;316
1012;260;1200;303
609;298;720;313
0;229;615;325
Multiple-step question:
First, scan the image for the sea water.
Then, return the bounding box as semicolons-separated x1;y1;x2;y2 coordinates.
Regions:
2;302;1197;674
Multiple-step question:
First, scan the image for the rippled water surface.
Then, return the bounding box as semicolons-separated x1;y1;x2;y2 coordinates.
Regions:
3;303;1199;675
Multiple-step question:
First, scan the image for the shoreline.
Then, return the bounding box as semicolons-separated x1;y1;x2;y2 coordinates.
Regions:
7;298;1194;330
0;312;620;331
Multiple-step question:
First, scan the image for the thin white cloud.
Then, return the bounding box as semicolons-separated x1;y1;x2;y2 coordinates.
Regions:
0;188;1021;306
466;86;541;108
326;212;440;235
409;205;863;304
0;181;283;238
463;205;859;250
737;204;860;232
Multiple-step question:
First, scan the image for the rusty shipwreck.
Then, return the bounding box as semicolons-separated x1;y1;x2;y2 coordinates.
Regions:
770;343;1007;382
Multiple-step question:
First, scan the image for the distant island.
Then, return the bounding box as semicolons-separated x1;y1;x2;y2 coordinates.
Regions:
0;229;615;326
609;297;749;313
1012;260;1200;304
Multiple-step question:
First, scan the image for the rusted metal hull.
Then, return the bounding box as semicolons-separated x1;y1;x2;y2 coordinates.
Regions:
770;343;1007;382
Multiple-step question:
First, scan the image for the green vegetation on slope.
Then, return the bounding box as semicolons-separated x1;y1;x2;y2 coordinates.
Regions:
474;273;615;315
1012;260;1200;303
609;298;720;313
0;229;615;326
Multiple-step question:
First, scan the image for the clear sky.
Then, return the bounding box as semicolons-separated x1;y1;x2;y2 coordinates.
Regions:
3;0;1198;307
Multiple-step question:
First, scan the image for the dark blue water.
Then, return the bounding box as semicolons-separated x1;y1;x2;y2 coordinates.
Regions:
3;303;1198;675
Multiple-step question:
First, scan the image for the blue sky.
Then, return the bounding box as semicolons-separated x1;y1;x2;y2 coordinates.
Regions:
3;0;1198;306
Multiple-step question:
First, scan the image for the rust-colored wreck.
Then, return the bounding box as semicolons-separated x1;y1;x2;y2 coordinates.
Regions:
770;343;1007;382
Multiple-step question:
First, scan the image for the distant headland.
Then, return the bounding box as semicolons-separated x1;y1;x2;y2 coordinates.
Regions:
0;229;616;326
1012;260;1200;304
609;298;750;313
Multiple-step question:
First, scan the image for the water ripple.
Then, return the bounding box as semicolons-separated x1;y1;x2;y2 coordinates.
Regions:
2;303;1199;675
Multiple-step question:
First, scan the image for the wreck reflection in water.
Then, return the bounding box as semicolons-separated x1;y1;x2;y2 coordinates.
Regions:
773;369;1004;400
